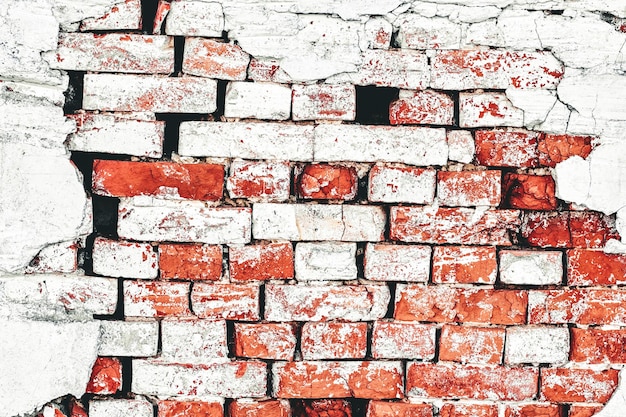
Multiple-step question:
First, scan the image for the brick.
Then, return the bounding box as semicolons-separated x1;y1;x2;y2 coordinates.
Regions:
94;160;224;201
295;400;352;417
314;124;447;166
390;207;521;246
69;399;88;417
439;325;504;364
475;129;541;167
437;170;501;207
389;90;454;126
98;320;159;357
447;130;475;164
247;58;292;83
158;400;223;417
292;84;356;121
540;368;619;403
90;399;152;417
265;284;389;321
118;197;251;244
571;327;626;363
124;281;191;318
161;319;227;363
301;322;367;359
66;113;163;158
364;243;431;282
183;38;249;80
537;134;594;167
503;404;561;417
159;244;222;281
224;82;292;120
132;359;266;397
297;164;358;200
295;242;357;281
371;321;436;360
459;92;524;128
50;33;173;74
153;0;170;33
529;289;626;325
234;323;296;360
522;211;619;248
438;403;498;417
431;50;563;90
229;242;294;281
86;357;122;395
502;173;557;210
568;405;603;417
407;363;538;401
567;249;626;286
92;238;157;279
364;17;392;49
397;15;461;49
432;246;497;284
25;241;77;274
191;283;259;320
227;160;291;202
80;0;142;31
179;121;314;161
499;250;563;286
395;284;527;325
272;361;403;399
165;0;223;36
368;165;436;204
229;400;291;417
366;401;432;417
83;74;217;113
505;326;569;364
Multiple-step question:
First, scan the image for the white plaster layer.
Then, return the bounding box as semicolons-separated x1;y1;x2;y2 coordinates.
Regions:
160;319;228;364
98;320;159;357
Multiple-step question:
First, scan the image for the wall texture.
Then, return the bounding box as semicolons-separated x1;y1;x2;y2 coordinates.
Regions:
2;0;626;416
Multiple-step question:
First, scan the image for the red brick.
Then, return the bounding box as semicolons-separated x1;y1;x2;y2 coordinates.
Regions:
234;323;296;360
437;170;501;207
459;92;523;128
371;321;435;360
395;285;527;325
406;363;538;401
69;400;88;417
389;90;454;125
229;242;294;281
367;401;432;417
537;134;594;167
540;368;619;403
191;283;259;320
183;38;249;80
297;164;358;200
503;404;561;417
301;322;367;359
86;357;122;394
570;328;626;363
124;280;191;317
567;405;603;417
158;400;223;417
529;289;626;325
159;244;222;281
292;84;356;121
152;0;170;33
229;400;290;417
390;207;520;246
439;325;504;364
432;246;497;284
93;160;224;200
503;173;557;210
568;249;626;286
439;403;497;417
568;211;620;248
475;129;541;167
227;160;291;201
294;400;352;417
273;361;403;399
522;211;619;248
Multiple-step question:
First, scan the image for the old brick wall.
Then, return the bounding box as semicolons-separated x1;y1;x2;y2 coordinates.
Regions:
2;0;626;416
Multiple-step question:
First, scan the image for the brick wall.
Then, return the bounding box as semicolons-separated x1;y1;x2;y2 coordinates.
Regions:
3;1;626;417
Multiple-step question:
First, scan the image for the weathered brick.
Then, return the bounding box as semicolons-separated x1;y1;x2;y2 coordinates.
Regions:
503;404;561;417
396;15;461;49
92;238;157;279
160;319;227;363
80;0;142;31
475;129;541;167
159;244;222;281
90;399;153;417
98;320;159;357
367;401;432;417
165;0;224;36
83;74;217;113
364;17;392;49
499;250;563;286
437;170;501;207
124;280;191;318
364;243;431;282
229;242;294;281
265;284;389;321
292;84;355;121
439;325;504;364
272;361;403;399
368;165;436;204
567;405;603;417
502;173;557;210
224;82;292;120
371;321;436;360
447;130;475;164
389;90;454;125
294;400;352;417
459;92;524;128
567;249;626;286
537;134;594;167
153;1;170;33
229;400;291;417
234;323;296;360
390;207;521;246
438;403;498;417
570;327;626;363
529;289;626;325
295;242;357;281
301;322;367;359
227;160;291;202
505;326;569;364
395;284;527;325
522;211;619;248
540;368;619;403
86;357;122;395
191;283;259;320
247;58;292;83
158;400;223;417
183;38;249;80
297;164;358;200
432;246;497;284
25;241;77;274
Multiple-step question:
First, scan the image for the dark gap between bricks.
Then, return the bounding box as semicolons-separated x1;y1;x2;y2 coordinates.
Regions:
355;86;399;125
63;71;84;114
140;0;159;34
155;113;211;158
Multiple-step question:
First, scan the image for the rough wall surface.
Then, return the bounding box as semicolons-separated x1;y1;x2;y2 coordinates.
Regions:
2;0;626;416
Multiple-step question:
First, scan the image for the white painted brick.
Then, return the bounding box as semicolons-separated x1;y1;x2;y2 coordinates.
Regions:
368;165;436;204
183;37;249;81
447;130;475;164
118;197;251;244
80;0;142;31
390;90;455;125
301;322;367;359
161;319;227;363
290;0;404;20
224;82;292;120
371;321;436;360
295;242;357;281
227;160;291;202
248;58;293;83
83;74;217;113
89;398;153;417
292;84;355;121
132;359;267;397
459;92;524;128
341;205;387;241
98;320;159;357
364;17;393;49
505;326;569;364
505;88;559;129
123;280;190;318
179;121;314;161
314;124;448;166
24;241;77;274
165;0;224;37
191;283;260;320
499;250;563;286
466;10;543;50
395;15;462;49
365;244;431;282
92;237;158;279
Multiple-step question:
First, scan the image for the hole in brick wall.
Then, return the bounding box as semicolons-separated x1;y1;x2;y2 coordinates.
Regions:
351;399;368;417
63;72;84;114
119;357;133;393
141;0;159;33
93;195;120;238
356;242;366;278
356;174;369;202
383;282;396;319
355;86;399;125
172;37;185;75
226;321;236;358
156;113;210;158
390;30;400;48
212;80;228;121
449;90;460;128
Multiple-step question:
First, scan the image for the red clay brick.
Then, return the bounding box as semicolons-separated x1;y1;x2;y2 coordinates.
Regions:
229;400;290;417
294;399;352;417
529;289;626;325
183;38;249;80
537;134;594;167
69;400;88;417
439;403;498;417
86;357;122;394
522;211;619;248
159;244;222;281
124;280;192;317
568;249;626;286
301;322;367;360
227;160;291;202
475;129;541;167
437;170;501;207
371;321;436;360
570;328;626;363
191;283;259;320
432;246;497;284
503;404;561;417
234;322;296;360
367;401;433;417
439;325;505;364
503;173;557;210
540;368;619;403
297;164;358;200
229;242;294;281
567;405;603;417
389;90;454;125
158;400;223;417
